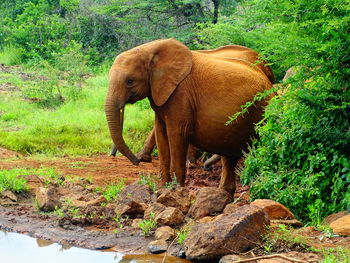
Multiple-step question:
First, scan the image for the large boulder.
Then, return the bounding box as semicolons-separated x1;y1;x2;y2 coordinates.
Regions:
156;187;191;213
330;215;350;236
251;199;295;220
35;187;61;212
323;211;349;225
155;207;185;226
188;187;232;219
184;205;270;261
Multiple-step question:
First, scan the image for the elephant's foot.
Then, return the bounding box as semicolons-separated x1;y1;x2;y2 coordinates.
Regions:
136;151;152;162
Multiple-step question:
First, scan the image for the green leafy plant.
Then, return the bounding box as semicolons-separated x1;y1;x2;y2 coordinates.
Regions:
177;225;191;245
138;172;160;192
165;175;179;189
138;212;157;236
102;179;126;201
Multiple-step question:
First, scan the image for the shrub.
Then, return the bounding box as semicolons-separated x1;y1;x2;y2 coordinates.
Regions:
196;0;350;223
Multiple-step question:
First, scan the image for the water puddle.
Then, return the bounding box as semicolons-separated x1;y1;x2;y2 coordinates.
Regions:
0;231;190;263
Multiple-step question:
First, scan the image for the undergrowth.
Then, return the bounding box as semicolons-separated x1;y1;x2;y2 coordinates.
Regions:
0;168;29;193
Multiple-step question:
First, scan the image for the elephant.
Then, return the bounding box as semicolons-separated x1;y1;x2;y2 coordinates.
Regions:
105;38;273;193
110;44;274;169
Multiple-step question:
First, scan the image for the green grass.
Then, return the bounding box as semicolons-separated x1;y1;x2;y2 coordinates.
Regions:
0;69;154;157
0;45;24;66
321;247;350;263
0;168;29;193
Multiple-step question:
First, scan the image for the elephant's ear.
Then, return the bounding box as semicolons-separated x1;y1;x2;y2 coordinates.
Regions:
145;39;192;107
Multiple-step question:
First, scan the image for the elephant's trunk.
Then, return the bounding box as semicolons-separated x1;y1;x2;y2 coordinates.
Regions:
110;107;124;156
105;100;139;165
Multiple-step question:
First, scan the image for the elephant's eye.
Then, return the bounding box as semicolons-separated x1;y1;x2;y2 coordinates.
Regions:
126;79;134;86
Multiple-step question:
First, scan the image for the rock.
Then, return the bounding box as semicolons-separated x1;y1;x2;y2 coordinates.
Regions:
155;207;184;226
156;187;191;213
251;199;294;220
155;226;176;241
330;215;350;236
119;182;152;204
184;205;270;261
147;239;168;254
114;200;148;217
1;190;18;202
323;211;349;225
73;195;106;208
35;187;61;212
144;203;166;220
198;216;215;224
223;202;241;215
219;254;244;263
131;219;142;228
114;183;152;217
188;187;232;219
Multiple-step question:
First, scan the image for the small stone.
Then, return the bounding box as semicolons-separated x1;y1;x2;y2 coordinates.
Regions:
114;200;148;217
155;207;184;226
251;199;295;220
188;187;232;220
35;187;61;212
144;203;166;220
147;239;168;254
155;226;176;241
219;254;243;263
156;187;191;213
330;215;350;236
119;182;152;204
1;190;18;202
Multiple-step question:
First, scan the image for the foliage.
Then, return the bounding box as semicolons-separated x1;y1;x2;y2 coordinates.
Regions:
0;168;29;193
177;225;191;245
138;212;157;237
195;0;350;223
0;45;24;65
321;247;350;263
138;172;160;192
102;180;126;201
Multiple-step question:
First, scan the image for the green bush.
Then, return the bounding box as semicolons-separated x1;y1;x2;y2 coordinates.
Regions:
214;0;350;223
0;45;24;65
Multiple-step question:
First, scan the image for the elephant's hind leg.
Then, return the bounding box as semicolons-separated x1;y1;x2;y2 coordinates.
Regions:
219;156;238;195
203;154;221;170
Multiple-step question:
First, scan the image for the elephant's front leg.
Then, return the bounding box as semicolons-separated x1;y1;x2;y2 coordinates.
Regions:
155;117;171;184
167;124;190;186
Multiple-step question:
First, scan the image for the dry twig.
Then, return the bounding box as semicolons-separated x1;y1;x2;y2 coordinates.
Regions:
233;253;309;263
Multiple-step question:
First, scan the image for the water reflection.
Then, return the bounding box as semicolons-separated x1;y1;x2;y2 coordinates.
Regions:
0;231;190;263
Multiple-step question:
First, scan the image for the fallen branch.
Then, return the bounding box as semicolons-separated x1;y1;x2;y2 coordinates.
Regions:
233;253;309;263
161;237;177;263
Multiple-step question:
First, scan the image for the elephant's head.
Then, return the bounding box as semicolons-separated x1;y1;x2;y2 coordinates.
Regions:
105;39;192;165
